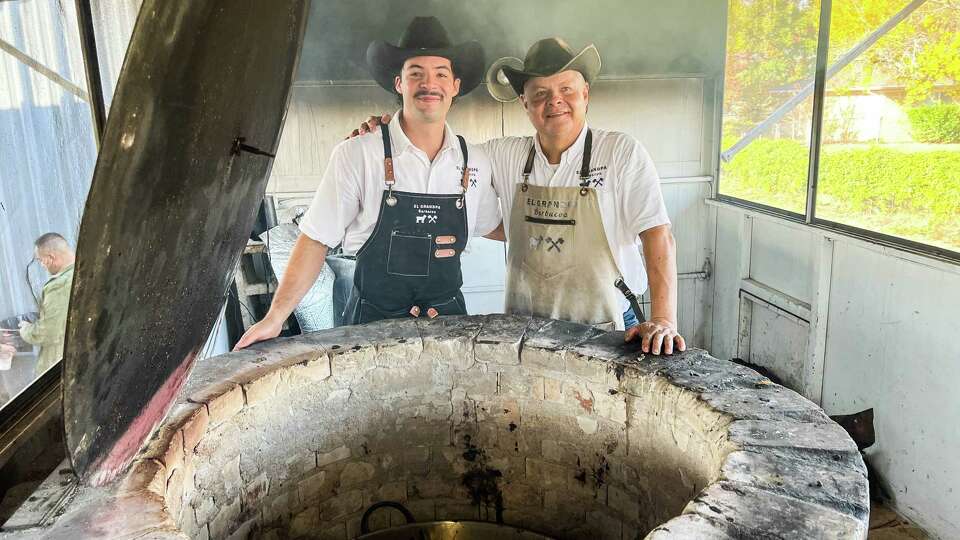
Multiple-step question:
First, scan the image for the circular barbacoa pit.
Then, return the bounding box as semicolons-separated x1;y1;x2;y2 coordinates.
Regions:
43;315;869;539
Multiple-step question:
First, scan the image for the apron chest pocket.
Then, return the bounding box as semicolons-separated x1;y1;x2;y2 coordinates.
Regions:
387;230;432;277
521;219;576;280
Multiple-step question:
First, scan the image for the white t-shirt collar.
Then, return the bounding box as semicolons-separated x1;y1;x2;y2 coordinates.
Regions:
533;123;590;167
390;109;460;160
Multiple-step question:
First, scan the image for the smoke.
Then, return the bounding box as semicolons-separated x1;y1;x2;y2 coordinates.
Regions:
296;0;726;82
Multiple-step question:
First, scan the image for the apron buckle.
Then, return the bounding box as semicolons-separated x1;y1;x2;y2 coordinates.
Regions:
386;187;398;206
579;175;591;197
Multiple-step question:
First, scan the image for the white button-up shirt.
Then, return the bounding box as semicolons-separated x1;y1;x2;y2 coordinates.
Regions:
482;125;670;299
300;111;501;254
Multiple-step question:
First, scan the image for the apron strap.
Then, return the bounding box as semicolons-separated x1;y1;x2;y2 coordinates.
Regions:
578;129;593;195
521;142;536;191
579;129;593;185
522;143;536;177
520;129;593;192
381;123;396;188
457;135;469;193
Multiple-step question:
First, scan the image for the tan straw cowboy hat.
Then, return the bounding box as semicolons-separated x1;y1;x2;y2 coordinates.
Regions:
486;37;601;102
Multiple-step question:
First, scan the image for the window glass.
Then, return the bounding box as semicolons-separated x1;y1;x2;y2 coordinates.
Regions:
816;0;960;252
719;0;823;214
0;1;97;408
90;0;143;110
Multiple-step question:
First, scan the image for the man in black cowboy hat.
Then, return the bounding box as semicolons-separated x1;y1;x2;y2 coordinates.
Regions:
355;38;685;356
235;17;500;349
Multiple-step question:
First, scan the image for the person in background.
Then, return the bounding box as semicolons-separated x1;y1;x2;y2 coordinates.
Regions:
19;232;75;376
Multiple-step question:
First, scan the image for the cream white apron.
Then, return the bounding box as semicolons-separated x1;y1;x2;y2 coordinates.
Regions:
504;130;623;330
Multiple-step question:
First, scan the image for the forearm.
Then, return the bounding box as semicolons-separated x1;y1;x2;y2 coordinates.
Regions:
483;222;506;241
640;225;679;326
19;323;42;345
263;233;330;323
19;317;60;346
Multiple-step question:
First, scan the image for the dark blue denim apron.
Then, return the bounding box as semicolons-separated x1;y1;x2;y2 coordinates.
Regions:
347;126;470;324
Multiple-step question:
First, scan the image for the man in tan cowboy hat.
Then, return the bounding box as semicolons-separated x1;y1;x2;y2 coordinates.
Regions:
356;38;685;356
235;16;500;349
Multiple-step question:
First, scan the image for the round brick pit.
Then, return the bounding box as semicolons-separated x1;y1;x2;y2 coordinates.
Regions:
41;315;870;539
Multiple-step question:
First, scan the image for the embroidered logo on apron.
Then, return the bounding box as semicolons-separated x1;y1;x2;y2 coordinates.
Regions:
586;165;607;188
528;235;565;252
457;165;480;188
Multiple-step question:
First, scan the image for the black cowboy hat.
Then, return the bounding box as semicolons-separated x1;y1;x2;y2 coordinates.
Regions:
486;38;601;102
366;16;485;96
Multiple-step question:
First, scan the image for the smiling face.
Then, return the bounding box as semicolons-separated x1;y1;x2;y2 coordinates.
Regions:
394;56;461;123
520;70;590;139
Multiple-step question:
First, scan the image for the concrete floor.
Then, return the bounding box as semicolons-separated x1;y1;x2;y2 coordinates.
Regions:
871;501;929;539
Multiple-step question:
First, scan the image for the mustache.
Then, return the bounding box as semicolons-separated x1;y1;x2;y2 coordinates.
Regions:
414;90;444;99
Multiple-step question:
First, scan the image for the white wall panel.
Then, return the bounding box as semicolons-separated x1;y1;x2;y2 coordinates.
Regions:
676;279;699;347
821;242;960;539
661;180;714;348
460;237;506;315
271;78;709;189
445;89;503;143
710;205;748;360
743;299;809;390
590;78;703;177
268;84;397;195
662;180;712;274
749;220;813;304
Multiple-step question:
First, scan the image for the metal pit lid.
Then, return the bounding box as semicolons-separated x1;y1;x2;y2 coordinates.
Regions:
62;0;309;483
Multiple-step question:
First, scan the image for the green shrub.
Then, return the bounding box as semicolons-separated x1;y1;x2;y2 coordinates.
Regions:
720;139;810;212
907;104;960;143
721;139;960;229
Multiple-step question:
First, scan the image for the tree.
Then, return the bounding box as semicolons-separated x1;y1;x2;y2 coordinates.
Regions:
829;0;960;103
723;0;960;138
723;0;821;136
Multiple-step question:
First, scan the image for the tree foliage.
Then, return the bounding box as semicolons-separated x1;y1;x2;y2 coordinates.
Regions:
724;0;960;137
830;0;960;103
907;103;960;142
723;0;820;136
